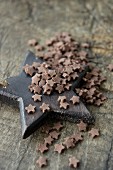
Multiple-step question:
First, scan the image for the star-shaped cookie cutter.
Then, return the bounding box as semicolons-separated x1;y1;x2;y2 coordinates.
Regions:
0;51;95;138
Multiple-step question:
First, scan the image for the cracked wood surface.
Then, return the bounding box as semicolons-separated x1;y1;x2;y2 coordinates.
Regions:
0;0;113;170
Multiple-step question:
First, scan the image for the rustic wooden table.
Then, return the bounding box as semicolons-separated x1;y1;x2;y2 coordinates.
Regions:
0;0;113;170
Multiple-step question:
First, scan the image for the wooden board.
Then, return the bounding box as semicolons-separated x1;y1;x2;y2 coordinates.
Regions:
0;0;113;169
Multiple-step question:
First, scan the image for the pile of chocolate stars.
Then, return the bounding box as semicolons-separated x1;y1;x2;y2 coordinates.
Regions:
23;32;107;168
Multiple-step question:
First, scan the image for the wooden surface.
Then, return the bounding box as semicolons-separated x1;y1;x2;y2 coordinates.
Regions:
0;0;113;170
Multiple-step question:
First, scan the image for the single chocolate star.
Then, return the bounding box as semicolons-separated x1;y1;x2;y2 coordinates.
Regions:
32;73;40;84
77;120;87;132
71;133;83;142
33;85;42;94
25;104;36;114
36;156;47;168
28;39;38;46
53;122;63;131
0;51;94;139
70;96;80;104
54;144;65;154
63;138;75;149
49;131;60;139
40;103;50;113
57;96;66;103
107;64;113;71
69;156;79;168
32;94;42;102
37;143;48;153
44;135;54;145
23;64;35;76
88;128;99;138
60;101;69;109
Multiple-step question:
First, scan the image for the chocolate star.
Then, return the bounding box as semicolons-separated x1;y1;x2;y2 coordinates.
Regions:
107;64;113;71
60;101;69;109
53;122;63;131
40;103;50;113
57;96;66;103
69;156;79;168
77;120;87;132
0;51;94;138
88;128;99;138
63;138;75;149
25;104;36;114
71;133;83;142
44;135;54;145
37;143;48;153
54;144;65;154
32;94;42;102
70;96;80;104
36;156;47;168
49;131;60;139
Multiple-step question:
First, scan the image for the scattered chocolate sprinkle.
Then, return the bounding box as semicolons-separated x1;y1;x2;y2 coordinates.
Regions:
44;135;54;145
53;122;64;131
70;96;80;104
56;84;64;93
32;94;42;102
71;133;83;142
28;39;38;46
88;128;100;138
23;64;35;76
57;96;66;103
37;143;48;153
69;156;79;168
40;103;50;113
63;138;75;149
107;64;113;71
59;101;69;109
77;121;87;132
49;131;60;139
54;144;65;154
36;156;47;168
25;104;36;114
33;85;42;94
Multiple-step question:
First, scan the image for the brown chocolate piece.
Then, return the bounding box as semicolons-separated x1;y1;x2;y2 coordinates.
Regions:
59;101;69;109
71;133;83;142
28;39;38;46
107;64;113;71
54;144;65;154
40;103;50;113
44;135;54;145
37;143;48;153
77;120;87;132
69;156;79;168
57;96;66;103
32;94;42;102
49;131;60;139
88;128;100;138
36;156;47;168
53;122;63;131
63;138;75;149
25;104;36;114
70;96;80;104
